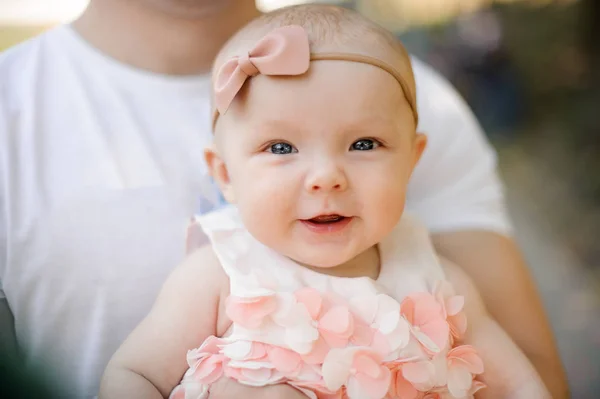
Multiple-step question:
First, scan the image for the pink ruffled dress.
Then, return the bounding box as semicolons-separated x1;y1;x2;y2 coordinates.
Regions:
170;206;485;399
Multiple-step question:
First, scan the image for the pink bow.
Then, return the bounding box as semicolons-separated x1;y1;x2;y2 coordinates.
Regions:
214;25;310;115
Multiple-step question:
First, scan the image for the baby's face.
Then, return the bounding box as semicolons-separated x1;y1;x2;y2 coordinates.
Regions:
209;60;426;268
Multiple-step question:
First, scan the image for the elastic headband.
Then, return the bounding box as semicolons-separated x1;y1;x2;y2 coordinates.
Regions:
212;25;418;129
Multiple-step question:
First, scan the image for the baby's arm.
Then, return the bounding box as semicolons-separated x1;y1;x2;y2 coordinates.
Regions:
441;259;552;399
99;246;230;399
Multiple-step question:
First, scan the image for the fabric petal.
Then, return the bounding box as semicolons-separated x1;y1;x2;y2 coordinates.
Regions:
414;294;444;325
469;380;487;395
189;355;225;383
225;295;277;329
295;287;323;319
294;364;322;382
346;378;369;399
221;340;252;360
320;306;353;335
387;317;411;352
371;330;391;355
400;297;416;324
402;361;436;391
354;354;382;379
353;368;391;399
351;321;375;346
378;311;400;335
448;346;484;375
189;336;222;359
446;296;464;316
322;348;352;391
375;295;400;324
388;366;420;399
268;346;303;374
241;367;272;381
420;319;449;352
320;306;354;347
248;342;268;360
286;323;319;355
447;365;473;398
449;313;468;339
273;295;308;327
302;336;330;365
413;329;442;353
350;295;378;324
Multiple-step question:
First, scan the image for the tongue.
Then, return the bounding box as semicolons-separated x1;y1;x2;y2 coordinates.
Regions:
311;215;343;223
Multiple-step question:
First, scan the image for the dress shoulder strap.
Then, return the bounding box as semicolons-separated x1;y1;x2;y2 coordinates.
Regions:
377;213;446;298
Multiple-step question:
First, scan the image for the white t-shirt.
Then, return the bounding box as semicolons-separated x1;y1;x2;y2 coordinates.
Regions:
0;25;510;397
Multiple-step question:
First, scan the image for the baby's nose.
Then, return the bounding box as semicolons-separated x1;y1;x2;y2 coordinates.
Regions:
305;164;348;193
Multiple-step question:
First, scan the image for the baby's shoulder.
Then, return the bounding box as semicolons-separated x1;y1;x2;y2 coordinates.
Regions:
180;243;230;294
189;245;232;332
182;243;223;270
166;244;231;334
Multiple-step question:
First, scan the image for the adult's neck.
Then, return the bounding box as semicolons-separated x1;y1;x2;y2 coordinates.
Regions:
72;0;261;75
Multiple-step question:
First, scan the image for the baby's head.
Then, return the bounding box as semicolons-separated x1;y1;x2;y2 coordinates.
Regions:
205;4;427;270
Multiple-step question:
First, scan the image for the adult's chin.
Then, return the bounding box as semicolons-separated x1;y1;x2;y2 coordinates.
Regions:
138;0;239;19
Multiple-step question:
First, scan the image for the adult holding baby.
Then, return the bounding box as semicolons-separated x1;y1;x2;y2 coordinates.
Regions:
0;0;566;397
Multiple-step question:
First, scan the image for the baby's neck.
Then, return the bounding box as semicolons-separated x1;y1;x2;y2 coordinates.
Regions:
301;245;381;280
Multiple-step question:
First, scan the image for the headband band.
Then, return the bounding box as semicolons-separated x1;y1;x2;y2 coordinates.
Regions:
212;25;418;130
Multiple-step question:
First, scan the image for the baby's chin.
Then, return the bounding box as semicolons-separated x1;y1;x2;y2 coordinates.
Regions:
288;248;376;278
295;255;351;269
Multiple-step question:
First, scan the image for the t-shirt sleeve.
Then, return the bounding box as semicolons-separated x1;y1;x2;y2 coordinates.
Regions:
406;58;512;236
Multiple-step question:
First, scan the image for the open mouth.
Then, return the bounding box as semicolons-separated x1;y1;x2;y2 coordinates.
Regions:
301;214;353;233
307;214;346;224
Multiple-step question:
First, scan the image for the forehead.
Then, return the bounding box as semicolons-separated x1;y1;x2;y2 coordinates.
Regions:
225;60;414;133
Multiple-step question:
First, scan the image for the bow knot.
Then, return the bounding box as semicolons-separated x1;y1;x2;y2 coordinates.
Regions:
238;53;260;77
214;25;311;116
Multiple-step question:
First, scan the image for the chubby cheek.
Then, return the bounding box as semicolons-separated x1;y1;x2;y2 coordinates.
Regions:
353;161;409;226
232;161;298;207
230;161;298;246
368;185;406;229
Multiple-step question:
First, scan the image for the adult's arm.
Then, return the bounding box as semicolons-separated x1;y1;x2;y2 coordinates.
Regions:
442;258;551;399
409;58;568;398
433;231;566;398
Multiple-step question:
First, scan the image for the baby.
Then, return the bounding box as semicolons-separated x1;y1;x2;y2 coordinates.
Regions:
99;5;550;399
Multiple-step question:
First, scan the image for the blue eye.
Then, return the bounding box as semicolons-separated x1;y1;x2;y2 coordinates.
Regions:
268;142;297;155
351;139;380;151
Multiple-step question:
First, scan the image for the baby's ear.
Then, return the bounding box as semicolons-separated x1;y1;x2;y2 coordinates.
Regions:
412;132;428;169
204;143;236;204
